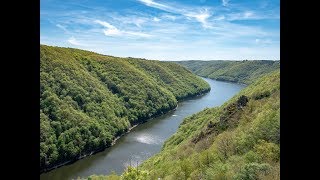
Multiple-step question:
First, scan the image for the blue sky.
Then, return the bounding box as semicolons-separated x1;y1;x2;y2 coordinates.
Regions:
40;0;279;60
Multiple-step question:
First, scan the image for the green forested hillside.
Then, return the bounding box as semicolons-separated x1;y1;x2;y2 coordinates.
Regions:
40;45;210;171
175;60;280;84
90;70;280;180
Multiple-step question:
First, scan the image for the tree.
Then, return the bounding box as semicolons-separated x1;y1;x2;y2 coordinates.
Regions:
121;166;148;180
237;95;249;108
216;132;235;160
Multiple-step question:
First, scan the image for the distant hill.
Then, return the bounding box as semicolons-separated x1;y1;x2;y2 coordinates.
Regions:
175;60;280;84
40;45;210;172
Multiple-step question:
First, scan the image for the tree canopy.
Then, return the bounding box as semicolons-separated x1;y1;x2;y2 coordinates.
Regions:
89;70;280;179
40;45;210;171
176;60;280;84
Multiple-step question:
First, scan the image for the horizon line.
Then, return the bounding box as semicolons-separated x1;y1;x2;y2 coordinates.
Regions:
40;44;280;62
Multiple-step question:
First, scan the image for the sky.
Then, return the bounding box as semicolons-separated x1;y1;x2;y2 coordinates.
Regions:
40;0;280;61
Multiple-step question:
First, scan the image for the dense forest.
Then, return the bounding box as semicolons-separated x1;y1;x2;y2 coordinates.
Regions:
40;45;210;172
175;60;280;84
89;69;280;179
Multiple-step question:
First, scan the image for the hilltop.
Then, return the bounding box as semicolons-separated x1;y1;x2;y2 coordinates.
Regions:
175;60;280;84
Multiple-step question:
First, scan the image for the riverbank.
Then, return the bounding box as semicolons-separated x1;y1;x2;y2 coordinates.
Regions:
40;78;246;180
40;123;142;174
40;88;210;174
40;107;177;174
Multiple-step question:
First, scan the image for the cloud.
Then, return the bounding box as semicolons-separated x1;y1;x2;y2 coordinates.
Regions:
95;20;122;36
226;11;278;21
153;17;161;22
244;11;254;18
94;20;151;38
226;11;254;21
103;28;122;36
213;15;225;21
94;20;115;29
67;37;84;46
108;14;149;28
124;31;152;38
41;0;279;60
138;0;174;12
132;18;146;27
56;24;68;33
185;9;212;29
137;0;213;28
222;0;230;6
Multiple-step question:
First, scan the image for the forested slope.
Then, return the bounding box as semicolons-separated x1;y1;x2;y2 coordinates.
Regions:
176;60;280;84
40;45;210;172
90;70;280;179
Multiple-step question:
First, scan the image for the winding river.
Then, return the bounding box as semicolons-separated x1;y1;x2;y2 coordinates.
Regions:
40;78;245;180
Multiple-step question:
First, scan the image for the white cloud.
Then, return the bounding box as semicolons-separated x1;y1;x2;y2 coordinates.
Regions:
138;0;174;12
56;24;68;33
125;31;152;38
95;20;151;38
137;0;213;29
67;37;84;46
103;28;122;36
108;14;149;28
153;17;161;22
95;20;115;29
41;0;279;60
244;11;254;18
94;20;122;36
213;15;225;21
133;18;146;27
185;9;212;29
226;11;254;21
226;11;278;21
222;0;230;6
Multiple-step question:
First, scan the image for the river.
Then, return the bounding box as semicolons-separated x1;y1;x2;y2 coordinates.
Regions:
40;78;245;180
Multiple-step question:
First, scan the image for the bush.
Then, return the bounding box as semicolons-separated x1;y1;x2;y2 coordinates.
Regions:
234;163;271;180
121;167;149;180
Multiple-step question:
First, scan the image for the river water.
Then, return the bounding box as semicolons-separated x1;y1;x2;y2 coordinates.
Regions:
40;78;245;180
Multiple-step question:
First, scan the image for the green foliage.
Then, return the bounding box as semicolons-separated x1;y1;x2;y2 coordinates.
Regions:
92;70;280;180
253;140;280;163
139;70;279;179
121;167;149;180
176;60;280;84
234;163;271;180
88;171;121;180
88;167;148;180
40;45;210;171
